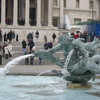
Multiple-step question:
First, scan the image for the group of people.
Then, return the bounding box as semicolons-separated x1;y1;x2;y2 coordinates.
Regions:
0;29;19;42
0;41;13;63
22;30;41;65
70;31;95;42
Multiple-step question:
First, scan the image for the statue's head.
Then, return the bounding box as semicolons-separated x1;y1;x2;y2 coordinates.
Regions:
58;34;74;45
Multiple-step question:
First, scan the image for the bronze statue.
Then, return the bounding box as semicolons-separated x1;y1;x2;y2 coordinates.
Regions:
34;34;100;84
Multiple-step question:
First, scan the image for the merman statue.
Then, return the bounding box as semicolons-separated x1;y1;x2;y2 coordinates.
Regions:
34;34;100;85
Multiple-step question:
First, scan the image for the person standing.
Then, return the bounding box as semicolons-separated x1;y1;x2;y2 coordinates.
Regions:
30;46;35;65
12;31;15;42
4;44;9;59
25;47;29;65
22;39;27;54
16;34;19;41
2;42;7;58
52;33;56;43
0;29;2;41
7;42;13;58
4;32;7;41
9;30;13;42
35;31;39;39
28;39;35;52
0;44;2;65
44;35;47;43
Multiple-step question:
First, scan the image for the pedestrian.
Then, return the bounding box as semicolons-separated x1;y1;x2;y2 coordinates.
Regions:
25;47;29;65
28;39;35;51
16;34;19;41
39;57;42;65
9;30;13;42
52;33;56;43
0;44;2;65
4;44;9;59
35;30;39;39
30;46;35;65
12;31;15;42
44;41;48;50
44;35;47;42
48;41;53;49
4;32;7;41
0;29;2;41
22;39;27;54
7;42;13;58
2;42;7;58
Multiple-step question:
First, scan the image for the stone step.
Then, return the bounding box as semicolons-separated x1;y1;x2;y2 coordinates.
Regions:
12;46;44;51
2;57;55;65
2;51;64;65
12;51;64;58
11;41;57;46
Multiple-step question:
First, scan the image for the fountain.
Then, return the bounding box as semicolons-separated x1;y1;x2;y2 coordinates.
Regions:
34;34;100;88
0;34;100;99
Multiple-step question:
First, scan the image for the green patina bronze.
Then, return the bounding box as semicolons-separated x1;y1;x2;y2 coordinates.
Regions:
35;34;100;84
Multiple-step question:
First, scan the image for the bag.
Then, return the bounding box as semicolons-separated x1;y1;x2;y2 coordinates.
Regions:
32;46;35;51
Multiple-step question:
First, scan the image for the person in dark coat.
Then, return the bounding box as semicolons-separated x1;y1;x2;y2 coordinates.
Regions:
35;31;39;39
16;34;19;41
4;32;7;41
28;40;35;51
0;44;2;65
52;33;56;43
9;30;13;42
12;31;15;42
0;29;2;41
30;46;35;65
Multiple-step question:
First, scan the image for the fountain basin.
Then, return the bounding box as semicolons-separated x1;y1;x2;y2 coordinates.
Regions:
0;75;100;100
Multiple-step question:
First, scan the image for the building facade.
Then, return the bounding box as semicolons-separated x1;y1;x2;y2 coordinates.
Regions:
0;0;100;41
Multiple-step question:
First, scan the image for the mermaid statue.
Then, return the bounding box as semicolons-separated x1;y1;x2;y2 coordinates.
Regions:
34;34;100;84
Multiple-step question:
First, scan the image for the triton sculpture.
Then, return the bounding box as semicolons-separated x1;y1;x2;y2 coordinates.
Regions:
35;34;100;84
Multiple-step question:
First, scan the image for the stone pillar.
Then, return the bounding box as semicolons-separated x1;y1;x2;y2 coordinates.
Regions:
25;0;30;26
48;0;53;27
13;0;18;25
1;0;6;25
60;0;64;28
36;0;41;26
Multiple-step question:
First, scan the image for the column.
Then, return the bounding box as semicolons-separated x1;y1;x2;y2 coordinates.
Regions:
25;0;30;26
48;0;53;27
1;0;6;25
36;0;41;26
60;0;64;28
13;0;18;25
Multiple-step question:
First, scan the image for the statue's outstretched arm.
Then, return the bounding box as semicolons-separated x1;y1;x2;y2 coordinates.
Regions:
48;44;61;53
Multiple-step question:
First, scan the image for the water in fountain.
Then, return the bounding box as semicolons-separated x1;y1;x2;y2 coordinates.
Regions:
36;70;52;77
61;49;74;76
0;54;34;76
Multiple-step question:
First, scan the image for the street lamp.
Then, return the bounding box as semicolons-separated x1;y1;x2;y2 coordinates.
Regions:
91;0;94;33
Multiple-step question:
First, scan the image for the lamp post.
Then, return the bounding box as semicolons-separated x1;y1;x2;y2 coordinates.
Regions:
91;0;94;33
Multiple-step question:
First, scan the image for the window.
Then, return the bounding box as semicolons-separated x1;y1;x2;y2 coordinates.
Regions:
76;0;80;8
64;0;66;8
53;0;58;6
89;0;93;9
74;18;81;25
30;0;35;3
53;18;59;27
